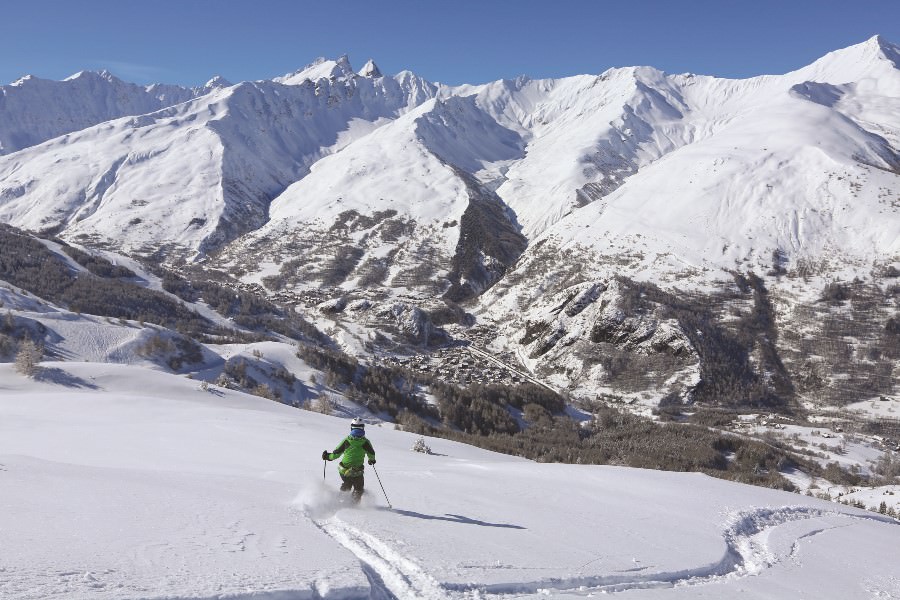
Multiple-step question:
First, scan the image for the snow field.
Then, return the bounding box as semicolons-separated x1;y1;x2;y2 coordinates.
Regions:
2;362;899;599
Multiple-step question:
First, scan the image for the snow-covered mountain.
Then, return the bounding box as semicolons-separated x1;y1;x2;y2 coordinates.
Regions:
0;38;898;406
469;36;899;402
0;69;230;155
0;58;436;256
1;38;896;265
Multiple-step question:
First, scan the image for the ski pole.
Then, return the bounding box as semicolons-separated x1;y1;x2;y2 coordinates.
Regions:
371;465;392;509
323;459;327;481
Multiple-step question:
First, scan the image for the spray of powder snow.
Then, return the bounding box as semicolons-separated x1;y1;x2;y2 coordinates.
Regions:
292;477;379;519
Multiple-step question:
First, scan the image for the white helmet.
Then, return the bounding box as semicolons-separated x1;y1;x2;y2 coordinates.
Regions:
350;418;365;430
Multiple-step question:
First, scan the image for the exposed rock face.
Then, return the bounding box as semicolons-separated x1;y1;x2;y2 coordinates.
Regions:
374;302;446;347
445;172;527;302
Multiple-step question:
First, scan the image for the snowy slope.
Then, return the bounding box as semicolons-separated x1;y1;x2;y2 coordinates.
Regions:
217;93;526;295
1;38;896;273
554;35;900;270
467;36;900;400
2;362;898;599
256;98;482;249
0;38;898;405
473;35;900;273
0;70;227;154
0;98;228;253
0;59;436;257
449;68;693;239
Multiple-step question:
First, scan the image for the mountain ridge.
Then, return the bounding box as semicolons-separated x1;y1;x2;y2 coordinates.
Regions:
1;37;896;273
0;69;230;155
0;36;897;408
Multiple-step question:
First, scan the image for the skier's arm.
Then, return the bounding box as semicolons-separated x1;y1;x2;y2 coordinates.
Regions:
363;439;376;463
326;439;350;461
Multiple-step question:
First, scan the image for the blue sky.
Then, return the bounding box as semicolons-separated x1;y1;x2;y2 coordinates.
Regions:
3;0;898;87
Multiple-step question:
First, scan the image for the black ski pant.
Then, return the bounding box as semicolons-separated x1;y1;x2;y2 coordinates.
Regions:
340;473;364;501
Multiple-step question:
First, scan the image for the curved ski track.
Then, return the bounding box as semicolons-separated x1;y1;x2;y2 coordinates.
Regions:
308;506;895;599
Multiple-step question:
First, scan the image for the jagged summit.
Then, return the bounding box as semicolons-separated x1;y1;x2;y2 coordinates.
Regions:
358;59;382;78
276;55;356;85
203;75;232;89
865;34;899;56
842;34;899;67
334;54;352;73
63;69;120;83
9;74;36;86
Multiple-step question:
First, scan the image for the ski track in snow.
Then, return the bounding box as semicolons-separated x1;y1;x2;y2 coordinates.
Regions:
305;506;894;599
315;515;451;600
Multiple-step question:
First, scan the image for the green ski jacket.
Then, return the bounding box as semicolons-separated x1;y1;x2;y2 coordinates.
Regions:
327;435;376;477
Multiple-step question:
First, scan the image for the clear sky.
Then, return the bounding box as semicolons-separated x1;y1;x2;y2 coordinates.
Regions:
3;0;898;87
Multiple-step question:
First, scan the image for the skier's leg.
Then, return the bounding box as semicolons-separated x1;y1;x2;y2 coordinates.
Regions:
352;476;364;502
339;474;352;492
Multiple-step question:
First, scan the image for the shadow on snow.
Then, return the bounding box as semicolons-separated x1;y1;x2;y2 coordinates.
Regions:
384;507;526;529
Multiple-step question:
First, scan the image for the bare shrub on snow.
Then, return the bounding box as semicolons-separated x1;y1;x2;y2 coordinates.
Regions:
14;338;42;377
136;333;204;371
214;372;231;389
251;383;277;400
411;437;433;454
310;394;335;415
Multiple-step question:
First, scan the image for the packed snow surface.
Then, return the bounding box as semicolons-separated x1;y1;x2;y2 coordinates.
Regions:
2;363;898;599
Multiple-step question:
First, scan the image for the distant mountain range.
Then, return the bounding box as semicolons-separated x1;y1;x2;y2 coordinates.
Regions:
0;69;232;155
0;37;897;407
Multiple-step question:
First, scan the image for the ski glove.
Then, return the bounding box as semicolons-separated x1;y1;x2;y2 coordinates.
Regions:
368;458;376;465
322;450;329;461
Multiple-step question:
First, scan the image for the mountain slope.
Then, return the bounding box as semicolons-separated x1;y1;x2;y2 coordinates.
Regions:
467;36;900;404
0;38;897;407
0;63;438;257
219;94;527;299
482;34;900;260
2;363;898;599
1;39;896;268
454;67;694;238
0;69;228;154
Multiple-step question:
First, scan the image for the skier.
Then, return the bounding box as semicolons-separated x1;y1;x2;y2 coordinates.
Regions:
322;418;376;502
